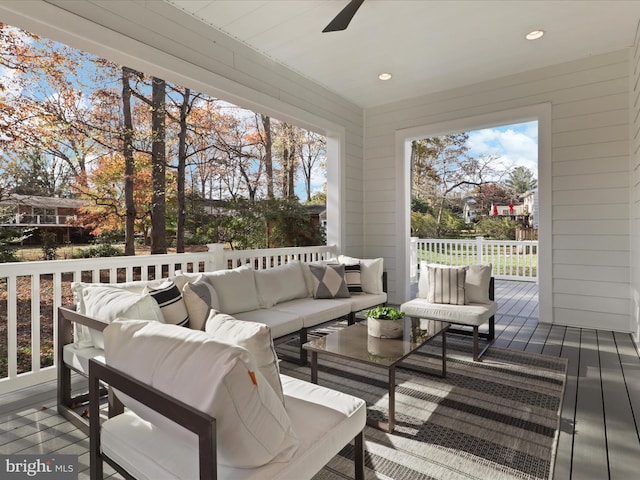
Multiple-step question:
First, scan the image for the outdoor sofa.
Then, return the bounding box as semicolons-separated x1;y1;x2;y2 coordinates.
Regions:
58;255;387;434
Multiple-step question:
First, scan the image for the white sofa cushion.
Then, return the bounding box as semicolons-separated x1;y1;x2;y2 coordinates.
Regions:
205;312;284;403
400;298;498;326
333;292;388;313
71;279;162;348
254;261;309;308
338;255;384;294
182;275;219;330
81;286;164;349
204;265;260;314
100;374;365;480
271;298;351;329
231;308;303;339
103;319;298;468
144;280;190;327
63;344;104;375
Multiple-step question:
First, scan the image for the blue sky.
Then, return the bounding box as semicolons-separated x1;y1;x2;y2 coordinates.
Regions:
465;121;538;178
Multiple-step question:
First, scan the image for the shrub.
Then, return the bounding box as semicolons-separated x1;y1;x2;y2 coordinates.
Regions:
73;243;124;258
476;217;517;240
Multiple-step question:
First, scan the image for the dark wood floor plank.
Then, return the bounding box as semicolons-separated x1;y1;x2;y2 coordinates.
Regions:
598;330;640;479
524;322;552;354
553;327;579;480
613;332;640;438
570;329;608;479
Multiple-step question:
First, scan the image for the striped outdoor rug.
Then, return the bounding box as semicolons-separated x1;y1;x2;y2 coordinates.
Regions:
277;323;567;480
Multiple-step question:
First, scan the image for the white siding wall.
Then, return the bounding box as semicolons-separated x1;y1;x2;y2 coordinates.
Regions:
0;0;366;255
630;22;640;346
366;50;632;331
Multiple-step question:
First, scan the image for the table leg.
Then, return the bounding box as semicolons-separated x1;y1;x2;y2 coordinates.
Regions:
311;351;318;384
442;329;447;378
388;365;396;433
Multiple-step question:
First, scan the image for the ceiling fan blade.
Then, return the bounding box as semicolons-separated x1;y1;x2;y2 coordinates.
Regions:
322;0;364;33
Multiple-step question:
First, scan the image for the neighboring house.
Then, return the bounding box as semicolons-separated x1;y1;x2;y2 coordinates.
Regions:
521;188;539;229
0;194;89;244
461;196;477;224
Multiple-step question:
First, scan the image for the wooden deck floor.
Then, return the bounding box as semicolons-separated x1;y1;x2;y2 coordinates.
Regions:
1;279;640;479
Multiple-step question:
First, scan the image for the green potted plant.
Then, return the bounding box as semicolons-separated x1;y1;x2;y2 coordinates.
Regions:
365;306;405;339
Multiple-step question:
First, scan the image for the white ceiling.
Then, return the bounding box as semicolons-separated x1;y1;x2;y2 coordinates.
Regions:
167;0;640;109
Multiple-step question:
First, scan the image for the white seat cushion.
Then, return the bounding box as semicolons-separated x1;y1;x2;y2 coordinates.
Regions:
400;298;498;326
271;298;351;328
334;292;387;312
231;309;303;339
101;375;366;480
63;344;104;375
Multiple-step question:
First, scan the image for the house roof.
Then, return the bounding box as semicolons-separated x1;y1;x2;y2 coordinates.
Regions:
0;194;85;209
168;0;640;108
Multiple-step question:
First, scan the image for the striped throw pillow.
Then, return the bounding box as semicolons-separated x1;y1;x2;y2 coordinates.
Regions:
344;263;363;294
146;280;190;327
426;266;467;305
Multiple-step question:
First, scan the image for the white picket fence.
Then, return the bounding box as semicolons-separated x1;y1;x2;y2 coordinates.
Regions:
410;237;538;283
0;244;338;394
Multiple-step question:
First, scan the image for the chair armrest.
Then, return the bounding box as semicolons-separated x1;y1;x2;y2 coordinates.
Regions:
88;359;217;479
489;277;495;301
58;306;111;336
382;271;388;293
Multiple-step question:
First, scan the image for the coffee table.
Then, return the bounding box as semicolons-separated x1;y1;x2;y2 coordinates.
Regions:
302;318;448;433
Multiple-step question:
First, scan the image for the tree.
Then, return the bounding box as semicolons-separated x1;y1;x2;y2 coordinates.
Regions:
299;130;325;202
261;115;274;198
150;77;167;254
411;133;505;236
473;183;513;215
505;166;537;194
121;66;136;255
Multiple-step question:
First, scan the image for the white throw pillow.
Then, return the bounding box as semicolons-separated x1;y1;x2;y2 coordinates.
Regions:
205;311;284;403
71;279;161;348
338;255;384;294
103;319;298;468
426;265;467;305
81;286;164;349
203;265;260;314
465;264;492;304
182;275;220;330
253;261;309;308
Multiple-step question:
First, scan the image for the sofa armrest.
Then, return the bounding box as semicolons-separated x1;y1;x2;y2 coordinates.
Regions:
88;358;217;480
382;271;387;293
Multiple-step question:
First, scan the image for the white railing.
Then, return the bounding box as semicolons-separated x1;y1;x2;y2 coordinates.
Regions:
0;243;338;394
410;237;538;283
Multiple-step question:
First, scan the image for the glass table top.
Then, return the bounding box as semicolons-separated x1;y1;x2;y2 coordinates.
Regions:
303;318;449;367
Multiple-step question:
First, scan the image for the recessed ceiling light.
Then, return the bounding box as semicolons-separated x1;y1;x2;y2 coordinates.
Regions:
378;73;392;81
525;30;544;40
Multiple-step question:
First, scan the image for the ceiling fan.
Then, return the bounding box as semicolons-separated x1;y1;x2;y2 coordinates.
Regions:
322;0;365;33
